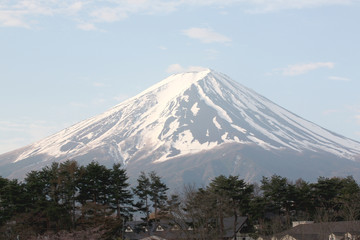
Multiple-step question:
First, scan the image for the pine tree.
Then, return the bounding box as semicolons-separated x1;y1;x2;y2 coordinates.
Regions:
133;171;151;221
58;160;80;229
0;177;28;226
149;171;168;220
133;171;169;222
77;161;111;205
108;163;133;219
76;161;113;226
208;175;253;237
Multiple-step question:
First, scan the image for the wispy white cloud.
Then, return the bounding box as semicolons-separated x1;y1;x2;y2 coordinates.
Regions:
276;62;335;76
329;76;351;82
0;0;357;29
182;27;231;43
14;0;55;16
0;11;30;28
0;1;57;28
245;0;353;13
166;64;208;74
180;0;354;11
90;7;128;23
67;2;83;14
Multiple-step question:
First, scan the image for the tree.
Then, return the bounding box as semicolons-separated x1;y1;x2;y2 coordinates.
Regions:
149;171;169;220
23;163;74;232
133;171;169;222
108;163;133;219
0;177;28;227
25;168;55;232
260;175;297;233
208;175;254;237
293;178;313;220
166;193;181;216
133;171;151;221
312;176;360;221
77;161;111;205
182;186;218;240
76;161;113;227
57;160;80;228
0;176;11;226
261;175;296;216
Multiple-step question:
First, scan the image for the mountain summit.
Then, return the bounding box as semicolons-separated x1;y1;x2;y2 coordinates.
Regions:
1;69;360;185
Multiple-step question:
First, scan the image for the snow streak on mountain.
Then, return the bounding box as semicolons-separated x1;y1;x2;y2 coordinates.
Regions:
1;69;360;185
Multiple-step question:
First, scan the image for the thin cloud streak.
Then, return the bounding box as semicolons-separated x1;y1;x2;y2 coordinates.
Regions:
245;0;353;13
281;62;335;76
1;0;356;29
329;76;351;82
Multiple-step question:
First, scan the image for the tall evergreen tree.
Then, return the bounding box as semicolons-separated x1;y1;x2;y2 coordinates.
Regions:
108;163;133;219
58;160;80;228
261;175;296;217
0;177;28;226
76;161;113;226
293;178;313;220
133;171;169;221
183;186;217;239
311;176;360;221
133;171;151;221
149;171;168;220
77;161;111;205
208;175;254;237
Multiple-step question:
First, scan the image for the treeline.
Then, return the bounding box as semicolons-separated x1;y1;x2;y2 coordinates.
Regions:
0;160;169;239
1;160;360;239
173;174;360;239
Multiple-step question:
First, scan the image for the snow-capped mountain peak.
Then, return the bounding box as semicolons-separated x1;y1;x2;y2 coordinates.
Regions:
1;69;360;184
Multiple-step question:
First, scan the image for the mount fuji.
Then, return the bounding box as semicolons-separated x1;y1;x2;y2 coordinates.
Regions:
1;69;360;186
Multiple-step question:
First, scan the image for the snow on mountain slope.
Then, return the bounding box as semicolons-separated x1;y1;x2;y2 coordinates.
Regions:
1;69;360;182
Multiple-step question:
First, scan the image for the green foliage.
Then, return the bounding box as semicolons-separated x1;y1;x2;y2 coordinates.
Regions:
0;160;134;239
209;175;253;215
261;175;296;216
0;177;28;226
132;171;152;220
1;162;360;239
149;171;169;219
77;161;112;205
133;171;169;221
109;163;133;219
311;176;360;221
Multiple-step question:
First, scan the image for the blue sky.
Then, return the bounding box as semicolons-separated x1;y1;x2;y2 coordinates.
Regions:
1;0;360;154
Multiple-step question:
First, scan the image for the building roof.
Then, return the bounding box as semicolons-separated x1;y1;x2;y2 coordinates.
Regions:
272;221;360;240
123;216;248;240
